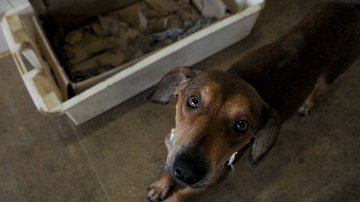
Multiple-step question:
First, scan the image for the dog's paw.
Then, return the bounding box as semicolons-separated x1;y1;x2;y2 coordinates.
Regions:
147;175;174;202
298;102;314;116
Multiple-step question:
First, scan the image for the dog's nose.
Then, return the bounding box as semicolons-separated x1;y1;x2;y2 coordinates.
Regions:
172;157;207;185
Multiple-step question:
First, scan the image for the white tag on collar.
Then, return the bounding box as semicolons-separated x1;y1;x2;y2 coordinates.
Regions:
170;128;176;142
227;151;238;169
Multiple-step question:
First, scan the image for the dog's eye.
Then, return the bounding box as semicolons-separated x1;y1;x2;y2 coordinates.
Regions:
233;120;249;133
187;95;200;108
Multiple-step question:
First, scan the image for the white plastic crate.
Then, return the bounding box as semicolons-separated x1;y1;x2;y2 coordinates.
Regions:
1;0;263;125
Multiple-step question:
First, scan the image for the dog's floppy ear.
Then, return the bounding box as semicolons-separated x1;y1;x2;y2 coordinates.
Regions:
249;105;280;165
146;66;198;104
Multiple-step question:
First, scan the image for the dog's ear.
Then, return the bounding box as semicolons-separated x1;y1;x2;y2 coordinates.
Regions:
249;104;280;165
146;66;198;104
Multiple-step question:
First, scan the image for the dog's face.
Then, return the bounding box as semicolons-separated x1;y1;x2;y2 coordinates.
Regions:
147;67;279;189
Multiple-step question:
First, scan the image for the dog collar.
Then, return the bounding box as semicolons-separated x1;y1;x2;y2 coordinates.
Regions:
226;151;238;170
170;128;176;142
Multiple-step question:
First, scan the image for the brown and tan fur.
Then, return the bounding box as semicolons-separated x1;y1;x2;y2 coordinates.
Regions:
146;3;360;202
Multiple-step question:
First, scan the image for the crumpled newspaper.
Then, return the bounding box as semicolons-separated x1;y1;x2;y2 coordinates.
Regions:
62;0;230;82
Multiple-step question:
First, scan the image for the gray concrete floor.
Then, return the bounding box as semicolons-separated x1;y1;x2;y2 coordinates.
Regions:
1;0;360;201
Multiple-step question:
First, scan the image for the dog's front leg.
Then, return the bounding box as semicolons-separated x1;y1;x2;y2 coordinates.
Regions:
164;187;208;202
148;171;174;201
147;171;206;202
148;130;176;201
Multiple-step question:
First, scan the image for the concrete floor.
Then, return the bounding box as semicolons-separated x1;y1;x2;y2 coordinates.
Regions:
1;0;360;201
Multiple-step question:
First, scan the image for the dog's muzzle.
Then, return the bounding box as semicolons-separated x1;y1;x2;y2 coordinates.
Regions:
167;129;210;187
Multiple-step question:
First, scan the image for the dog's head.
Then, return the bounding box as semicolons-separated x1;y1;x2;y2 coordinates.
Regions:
147;67;280;188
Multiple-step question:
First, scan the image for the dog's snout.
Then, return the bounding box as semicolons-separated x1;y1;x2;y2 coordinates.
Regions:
172;155;207;185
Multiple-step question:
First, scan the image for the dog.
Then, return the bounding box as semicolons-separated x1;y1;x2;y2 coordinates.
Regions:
146;3;360;202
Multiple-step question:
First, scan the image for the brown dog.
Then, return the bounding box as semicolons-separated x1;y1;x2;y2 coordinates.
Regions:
146;3;360;202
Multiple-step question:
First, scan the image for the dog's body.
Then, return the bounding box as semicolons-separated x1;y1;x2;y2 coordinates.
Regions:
229;3;360;121
147;3;360;202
